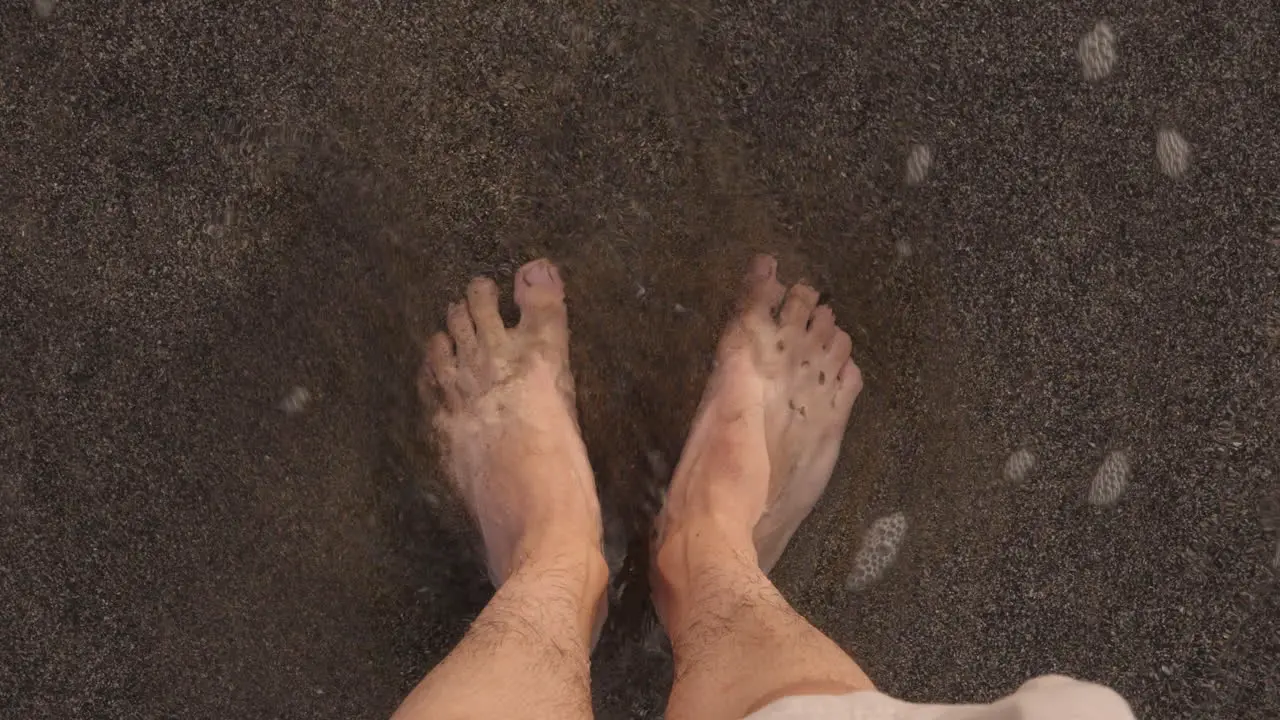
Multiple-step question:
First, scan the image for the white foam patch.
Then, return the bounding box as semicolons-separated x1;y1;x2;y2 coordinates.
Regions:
845;512;908;591
1157;128;1192;178
1003;447;1037;484
905;144;932;186
1078;21;1117;81
278;385;312;414
1088;450;1131;506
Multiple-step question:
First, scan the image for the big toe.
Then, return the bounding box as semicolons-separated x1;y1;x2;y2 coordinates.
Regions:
515;258;568;340
738;254;786;326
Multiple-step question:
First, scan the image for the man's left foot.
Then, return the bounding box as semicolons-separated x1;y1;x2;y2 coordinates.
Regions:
419;259;603;585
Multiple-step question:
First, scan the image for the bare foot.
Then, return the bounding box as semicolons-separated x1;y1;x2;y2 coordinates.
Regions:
657;254;862;572
419;259;602;585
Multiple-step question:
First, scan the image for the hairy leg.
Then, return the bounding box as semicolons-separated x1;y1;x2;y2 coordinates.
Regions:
395;545;605;720
394;260;605;720
654;255;874;720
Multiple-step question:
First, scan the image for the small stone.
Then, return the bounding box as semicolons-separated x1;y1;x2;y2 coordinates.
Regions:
278;386;312;415
1078;21;1117;81
905;144;933;186
1157;128;1191;179
1088;450;1131;506
32;0;57;18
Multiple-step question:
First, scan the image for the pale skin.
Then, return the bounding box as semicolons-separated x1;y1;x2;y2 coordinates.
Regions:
395;255;874;720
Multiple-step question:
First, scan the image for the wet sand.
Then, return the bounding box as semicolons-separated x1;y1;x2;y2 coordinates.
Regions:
3;1;1278;717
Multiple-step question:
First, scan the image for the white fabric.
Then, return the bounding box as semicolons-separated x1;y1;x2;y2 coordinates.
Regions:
745;675;1135;720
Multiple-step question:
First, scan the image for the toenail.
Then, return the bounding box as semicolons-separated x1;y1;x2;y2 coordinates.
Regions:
801;360;810;368
749;255;775;278
468;277;497;295
522;260;555;286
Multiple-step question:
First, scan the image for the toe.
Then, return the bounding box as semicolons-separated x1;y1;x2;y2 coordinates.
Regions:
738;254;786;325
807;305;837;346
780;284;820;328
835;357;863;405
514;258;568;340
826;329;852;363
422;331;463;410
466;276;507;348
447;301;479;364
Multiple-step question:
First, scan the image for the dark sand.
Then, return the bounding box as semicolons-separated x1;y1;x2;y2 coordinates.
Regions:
3;1;1278;718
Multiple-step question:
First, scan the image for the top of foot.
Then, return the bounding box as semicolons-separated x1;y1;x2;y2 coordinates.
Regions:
659;254;863;572
420;259;602;585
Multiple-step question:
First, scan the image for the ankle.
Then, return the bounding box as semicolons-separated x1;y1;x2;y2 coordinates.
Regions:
488;535;608;651
656;514;758;573
652;518;760;628
484;503;604;585
509;532;609;590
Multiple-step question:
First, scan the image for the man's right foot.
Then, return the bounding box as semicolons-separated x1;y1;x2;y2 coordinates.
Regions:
656;254;863;572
